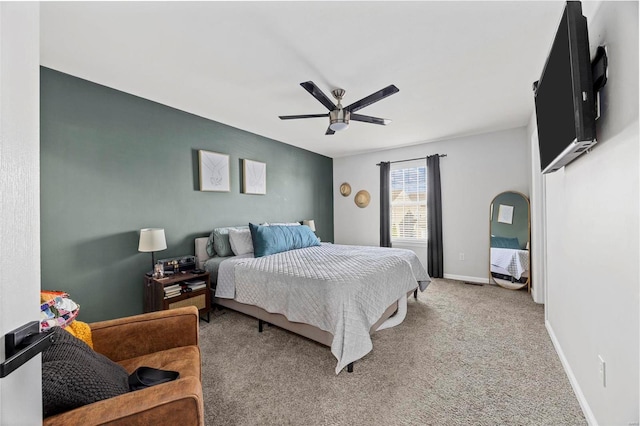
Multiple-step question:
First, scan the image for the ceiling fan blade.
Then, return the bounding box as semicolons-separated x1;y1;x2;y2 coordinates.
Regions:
350;114;392;126
279;114;328;120
325;127;335;136
300;81;336;111
345;85;399;113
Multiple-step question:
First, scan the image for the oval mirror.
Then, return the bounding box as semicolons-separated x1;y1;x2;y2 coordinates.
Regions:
489;191;530;290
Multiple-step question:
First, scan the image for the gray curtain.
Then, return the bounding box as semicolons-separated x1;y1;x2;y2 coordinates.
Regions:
379;161;392;247
427;155;443;277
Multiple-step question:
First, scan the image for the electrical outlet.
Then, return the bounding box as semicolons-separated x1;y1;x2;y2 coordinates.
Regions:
459;252;465;261
598;355;606;387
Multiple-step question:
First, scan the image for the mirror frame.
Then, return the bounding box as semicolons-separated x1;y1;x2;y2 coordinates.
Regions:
489;191;531;291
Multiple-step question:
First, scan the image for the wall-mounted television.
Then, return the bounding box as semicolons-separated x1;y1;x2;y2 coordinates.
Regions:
534;1;596;174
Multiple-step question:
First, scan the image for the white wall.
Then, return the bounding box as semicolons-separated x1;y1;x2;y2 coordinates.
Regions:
333;127;529;283
541;2;639;424
527;113;546;304
0;2;42;423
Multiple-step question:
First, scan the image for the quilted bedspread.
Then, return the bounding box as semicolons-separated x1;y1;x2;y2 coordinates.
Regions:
490;247;529;279
216;243;430;373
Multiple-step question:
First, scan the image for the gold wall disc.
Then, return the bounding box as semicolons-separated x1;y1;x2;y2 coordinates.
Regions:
339;182;352;197
354;190;370;208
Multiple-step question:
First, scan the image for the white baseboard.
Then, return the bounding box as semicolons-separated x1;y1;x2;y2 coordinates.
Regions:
545;320;598;425
442;273;490;284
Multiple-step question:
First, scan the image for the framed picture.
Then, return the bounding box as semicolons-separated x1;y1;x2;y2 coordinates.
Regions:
242;159;266;195
497;204;514;224
199;150;230;192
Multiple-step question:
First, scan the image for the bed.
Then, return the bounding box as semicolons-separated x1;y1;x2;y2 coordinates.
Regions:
490;247;530;290
194;230;430;374
490;247;529;280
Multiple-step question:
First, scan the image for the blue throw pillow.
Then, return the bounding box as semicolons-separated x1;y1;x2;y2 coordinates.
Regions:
491;236;521;249
249;223;320;257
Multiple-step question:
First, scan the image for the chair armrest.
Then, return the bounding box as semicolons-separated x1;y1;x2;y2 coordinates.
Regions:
90;306;199;362
43;376;204;426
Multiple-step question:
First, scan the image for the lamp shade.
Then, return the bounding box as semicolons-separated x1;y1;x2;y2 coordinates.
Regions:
302;220;316;232
138;228;167;252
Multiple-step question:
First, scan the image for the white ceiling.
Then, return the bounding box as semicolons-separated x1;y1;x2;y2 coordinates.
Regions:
40;1;567;158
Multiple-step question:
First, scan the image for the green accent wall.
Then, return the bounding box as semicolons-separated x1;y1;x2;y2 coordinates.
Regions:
40;67;333;322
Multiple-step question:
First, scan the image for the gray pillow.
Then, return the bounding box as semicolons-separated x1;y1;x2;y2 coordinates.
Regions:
228;228;254;255
42;327;130;417
212;226;248;257
206;230;217;257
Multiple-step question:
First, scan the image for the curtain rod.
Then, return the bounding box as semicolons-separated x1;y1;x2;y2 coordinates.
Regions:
376;154;447;166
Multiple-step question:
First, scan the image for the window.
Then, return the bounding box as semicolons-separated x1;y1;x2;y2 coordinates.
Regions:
390;161;427;243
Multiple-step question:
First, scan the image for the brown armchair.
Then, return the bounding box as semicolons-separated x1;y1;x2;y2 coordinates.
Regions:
43;306;204;426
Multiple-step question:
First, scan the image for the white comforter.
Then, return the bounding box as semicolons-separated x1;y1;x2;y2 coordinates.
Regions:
215;243;430;373
490;247;529;279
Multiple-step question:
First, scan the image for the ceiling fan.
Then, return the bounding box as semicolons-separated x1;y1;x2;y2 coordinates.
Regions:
279;81;399;135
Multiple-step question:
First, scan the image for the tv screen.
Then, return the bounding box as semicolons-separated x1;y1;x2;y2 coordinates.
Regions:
534;1;596;173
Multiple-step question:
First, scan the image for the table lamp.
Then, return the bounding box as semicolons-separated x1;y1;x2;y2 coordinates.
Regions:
138;228;167;270
302;220;316;232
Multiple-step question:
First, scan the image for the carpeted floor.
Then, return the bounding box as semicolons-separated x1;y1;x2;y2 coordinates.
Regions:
199;279;586;425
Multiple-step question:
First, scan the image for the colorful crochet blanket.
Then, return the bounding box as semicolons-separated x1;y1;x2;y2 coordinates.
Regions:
40;291;79;330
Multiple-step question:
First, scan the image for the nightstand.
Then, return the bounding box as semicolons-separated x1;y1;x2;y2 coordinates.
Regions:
144;271;211;322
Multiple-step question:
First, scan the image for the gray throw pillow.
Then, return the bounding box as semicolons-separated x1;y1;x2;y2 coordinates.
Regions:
228;228;254;255
206;230;217;257
42;327;129;417
212;226;248;257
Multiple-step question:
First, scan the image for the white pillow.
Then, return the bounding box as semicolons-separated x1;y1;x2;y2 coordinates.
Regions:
228;228;254;255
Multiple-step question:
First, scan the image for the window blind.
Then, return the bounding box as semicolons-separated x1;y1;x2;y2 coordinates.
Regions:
390;165;427;242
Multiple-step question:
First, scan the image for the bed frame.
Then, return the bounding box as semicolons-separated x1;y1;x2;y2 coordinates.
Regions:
214;290;416;372
195;237;417;372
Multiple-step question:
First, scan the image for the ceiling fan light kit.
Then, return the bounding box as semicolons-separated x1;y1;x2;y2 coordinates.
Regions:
329;109;350;132
329;88;349;131
279;81;399;135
